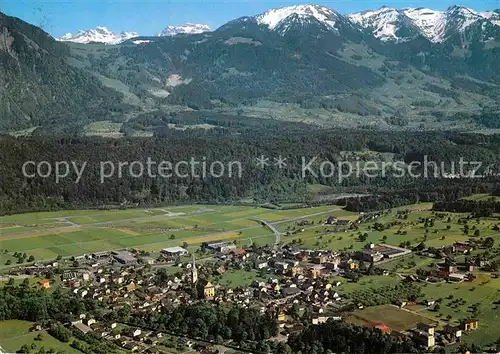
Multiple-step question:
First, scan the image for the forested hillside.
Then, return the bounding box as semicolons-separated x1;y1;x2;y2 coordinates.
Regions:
0;13;126;131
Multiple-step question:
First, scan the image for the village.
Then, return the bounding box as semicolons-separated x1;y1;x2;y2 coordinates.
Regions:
3;208;499;354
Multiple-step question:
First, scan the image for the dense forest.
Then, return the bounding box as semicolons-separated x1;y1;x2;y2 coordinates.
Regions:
128;303;278;345
287;319;422;354
0;125;499;215
343;183;498;212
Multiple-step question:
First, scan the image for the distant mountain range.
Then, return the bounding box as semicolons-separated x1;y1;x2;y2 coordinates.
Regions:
58;26;139;44
56;4;499;44
58;23;211;44
1;4;499;134
157;23;211;37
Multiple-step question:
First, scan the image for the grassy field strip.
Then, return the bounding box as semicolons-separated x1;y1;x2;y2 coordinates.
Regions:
0;205;208;224
347;304;436;332
0;210;272;252
0;206;341;264
0;222;270;262
125;229;276;252
0;205;240;238
1;226;82;240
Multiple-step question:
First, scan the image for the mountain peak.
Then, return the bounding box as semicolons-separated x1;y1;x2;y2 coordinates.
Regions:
57;26;138;44
158;23;211;36
95;26;111;33
256;4;341;31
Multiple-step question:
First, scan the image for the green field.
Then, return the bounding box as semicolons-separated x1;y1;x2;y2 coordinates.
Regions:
336;272;500;346
346;304;436;332
213;269;267;287
0;320;80;353
277;204;498;254
2;200;498;269
0;205;343;267
462;194;499;202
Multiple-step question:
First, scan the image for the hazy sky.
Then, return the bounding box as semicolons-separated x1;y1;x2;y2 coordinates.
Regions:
2;0;499;37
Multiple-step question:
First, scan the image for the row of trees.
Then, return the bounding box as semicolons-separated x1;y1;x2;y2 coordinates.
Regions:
344;182;497;212
433;200;500;216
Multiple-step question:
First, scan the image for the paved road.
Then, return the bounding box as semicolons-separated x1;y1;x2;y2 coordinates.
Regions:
249;207;341;245
249;218;282;244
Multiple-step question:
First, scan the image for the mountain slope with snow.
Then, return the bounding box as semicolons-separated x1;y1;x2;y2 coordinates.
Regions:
480;10;500;26
255;4;353;35
347;6;421;42
58;26;138;44
158;23;211;36
350;5;499;43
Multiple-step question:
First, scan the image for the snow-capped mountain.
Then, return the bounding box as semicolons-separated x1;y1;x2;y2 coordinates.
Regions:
350;5;500;43
347;6;421;42
58;26;138;44
255;4;349;34
158;23;211;36
57;5;500;44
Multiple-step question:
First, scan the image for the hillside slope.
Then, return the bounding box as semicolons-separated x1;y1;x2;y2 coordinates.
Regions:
0;12;125;132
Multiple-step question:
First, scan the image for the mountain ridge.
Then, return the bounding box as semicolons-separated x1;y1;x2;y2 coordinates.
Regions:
53;4;500;44
349;5;500;42
1;5;499;134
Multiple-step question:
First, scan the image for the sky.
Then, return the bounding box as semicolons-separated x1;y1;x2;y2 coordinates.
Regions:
2;0;499;38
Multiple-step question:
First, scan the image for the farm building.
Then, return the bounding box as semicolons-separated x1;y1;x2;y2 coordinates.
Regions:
73;322;92;334
358;244;410;262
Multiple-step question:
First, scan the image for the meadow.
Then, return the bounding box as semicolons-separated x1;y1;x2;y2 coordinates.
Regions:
0;320;80;353
1;200;498;269
0;205;341;267
417;274;500;346
346;304;436;332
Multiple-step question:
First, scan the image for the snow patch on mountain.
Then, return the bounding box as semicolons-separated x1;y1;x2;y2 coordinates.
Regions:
132;40;152;45
348;6;414;42
58;26;138;44
158;23;211;36
402;8;446;42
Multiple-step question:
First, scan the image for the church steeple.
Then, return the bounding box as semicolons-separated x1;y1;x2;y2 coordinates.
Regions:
191;253;198;284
